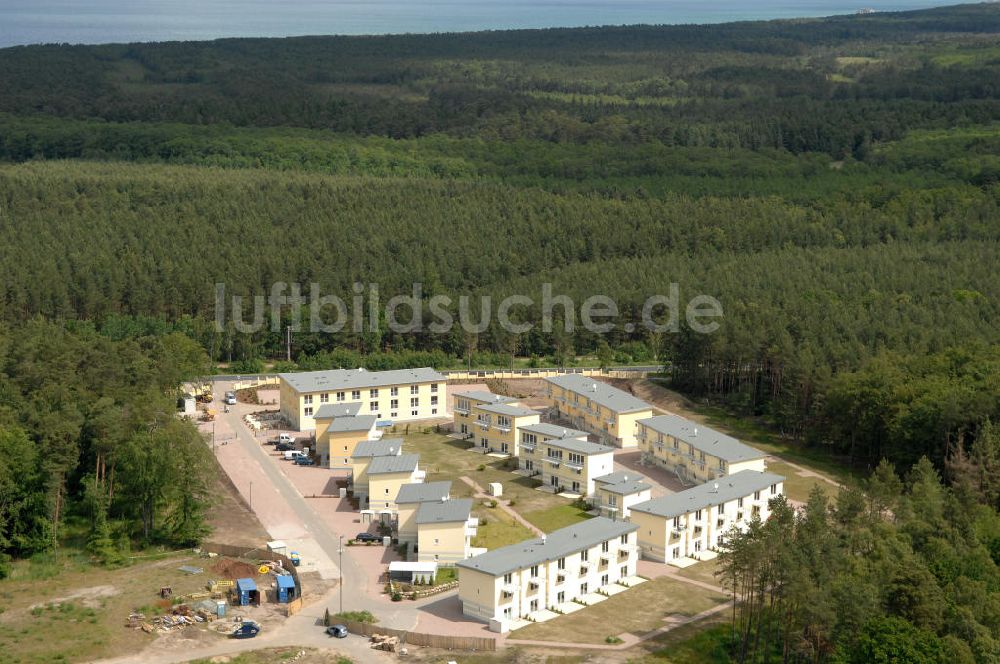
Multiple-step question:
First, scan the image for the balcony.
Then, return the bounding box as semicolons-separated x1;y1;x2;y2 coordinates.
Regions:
565;459;584;471
493;424;512;433
454;406;469;415
521;442;535;452
546;457;562;467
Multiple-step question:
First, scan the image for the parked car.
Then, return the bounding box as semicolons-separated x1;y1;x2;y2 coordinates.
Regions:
354;532;380;543
293;455;315;466
279;433;296;445
283;450;306;461
326;624;348;638
275;442;295;452
224;391;237;405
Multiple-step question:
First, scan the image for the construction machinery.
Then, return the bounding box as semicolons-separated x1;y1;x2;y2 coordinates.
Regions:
232;620;261;639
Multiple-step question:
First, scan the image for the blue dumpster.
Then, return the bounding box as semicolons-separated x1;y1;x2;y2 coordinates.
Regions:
275;574;296;603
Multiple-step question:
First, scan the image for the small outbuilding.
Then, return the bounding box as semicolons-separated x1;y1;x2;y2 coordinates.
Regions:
388;561;438;585
275;574;297;603
234;578;260;606
488;482;503;497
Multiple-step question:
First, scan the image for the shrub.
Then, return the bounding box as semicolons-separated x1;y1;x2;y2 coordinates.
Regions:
477;464;486;471
606;636;624;644
409;592;418;600
391;591;403;602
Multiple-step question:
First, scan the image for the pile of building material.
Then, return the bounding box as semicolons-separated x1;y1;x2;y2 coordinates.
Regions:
370;633;401;652
126;604;217;633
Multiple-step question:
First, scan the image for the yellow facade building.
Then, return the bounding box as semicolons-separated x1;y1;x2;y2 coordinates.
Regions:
366;454;425;512
453;389;542;455
636;414;767;485
313;403;379;468
518;423;615;497
544;374;653;448
629;470;785;563
415;497;476;565
349;438;404;502
395;481;453;546
591;471;653;519
457;517;639;627
279;367;446;431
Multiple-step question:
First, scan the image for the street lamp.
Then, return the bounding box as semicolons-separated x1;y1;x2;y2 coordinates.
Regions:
338;534;345;614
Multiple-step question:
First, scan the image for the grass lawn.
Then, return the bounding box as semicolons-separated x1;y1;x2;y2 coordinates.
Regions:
471;505;535;550
513;576;728;645
402;430;581;525
675;559;722;588
522;504;593;533
0;547;227;664
634;617;733;663
764;461;840;503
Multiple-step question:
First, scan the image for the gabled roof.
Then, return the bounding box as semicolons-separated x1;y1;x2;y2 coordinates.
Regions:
520;423;590;440
629;470;786;520
280;367;445;394
396;481;452;504
325;414;378;433
545;374;653;414
453;390;519;405
637;414;765;463
367;453;420;475
457;517;637;577
416;498;474;525
475;402;541;418
594;472;651;496
352;438;403;459
314;402;362;419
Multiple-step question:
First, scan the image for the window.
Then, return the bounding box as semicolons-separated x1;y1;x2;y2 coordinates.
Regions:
568;452;584;465
571;480;581;493
410;385;418;395
608;494;617;507
695;541;702;552
619;534;629;545
304;407;313;416
672;547;680;559
601;541;610;553
718;503;725;514
580;582;588;595
497;415;510;428
601;574;609;586
672;517;681;529
432;408;437;415
581;549;589;562
557;591;565;603
431;396;438;406
501;443;509;454
717;534;724;546
754;490;761;501
304;394;313;405
320;393;329;403
410;397;419;408
370;401;378;412
411;410;418;417
503;573;512;585
771;483;778;495
738;497;744;508
522;433;537;444
352;390;361;400
530;565;539;577
370;389;379;398
695;510;702;521
557;558;565;570
391;411;398;418
434;538;439;545
391;399;398;409
337;391;345;402
390;387;398;396
384;488;390;495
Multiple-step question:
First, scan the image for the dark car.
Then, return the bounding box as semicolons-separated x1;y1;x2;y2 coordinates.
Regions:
326;624;348;638
293;456;315;466
354;532;380;543
275;442;295;451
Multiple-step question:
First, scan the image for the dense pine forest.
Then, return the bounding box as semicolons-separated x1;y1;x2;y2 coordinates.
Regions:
2;6;1000;659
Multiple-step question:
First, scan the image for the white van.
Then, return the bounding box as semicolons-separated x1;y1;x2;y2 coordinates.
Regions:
283;450;305;461
279;433;296;445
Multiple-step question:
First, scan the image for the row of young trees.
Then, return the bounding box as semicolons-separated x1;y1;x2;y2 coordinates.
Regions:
0;321;214;569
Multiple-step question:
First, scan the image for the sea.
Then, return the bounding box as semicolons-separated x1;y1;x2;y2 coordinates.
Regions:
0;1;963;48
